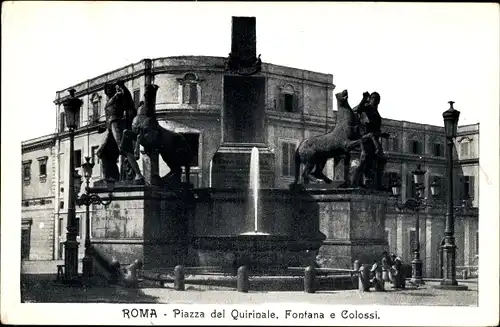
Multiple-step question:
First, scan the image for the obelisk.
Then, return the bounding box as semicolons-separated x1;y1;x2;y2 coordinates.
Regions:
211;17;275;188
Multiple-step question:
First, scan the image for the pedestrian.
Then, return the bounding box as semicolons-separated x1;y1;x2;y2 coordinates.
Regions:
381;251;392;283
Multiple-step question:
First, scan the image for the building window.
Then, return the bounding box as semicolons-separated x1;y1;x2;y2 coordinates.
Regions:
133;89;141;109
91;102;99;123
91;146;100;164
281;141;297;177
278;84;298;113
178;73;200;105
462;176;475;200
433;143;443;157
22;160;32;184
406;173;416;199
410;140;422;154
59;201;64;209
432;175;444;198
182;83;198;104
38;157;48;182
181;133;200;167
284;94;294;112
38;157;48;176
74;150;82;168
460;142;469;158
392;137;399;152
89;93;101;124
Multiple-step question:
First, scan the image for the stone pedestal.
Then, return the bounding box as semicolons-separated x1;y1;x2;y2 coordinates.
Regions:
212;73;273;189
310;188;390;269
90;185;193;269
211;145;275;188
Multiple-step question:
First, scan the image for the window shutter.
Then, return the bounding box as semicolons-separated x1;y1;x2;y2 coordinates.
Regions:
292;93;299;113
278;93;285;112
469;176;475;200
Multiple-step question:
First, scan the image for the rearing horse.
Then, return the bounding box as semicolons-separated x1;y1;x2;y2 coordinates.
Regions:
293;89;364;185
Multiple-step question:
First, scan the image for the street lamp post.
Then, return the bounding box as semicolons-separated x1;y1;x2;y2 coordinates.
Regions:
391;163;441;285
434;101;468;290
77;156;113;286
62;89;83;283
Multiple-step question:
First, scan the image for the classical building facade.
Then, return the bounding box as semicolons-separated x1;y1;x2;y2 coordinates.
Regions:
21;56;479;277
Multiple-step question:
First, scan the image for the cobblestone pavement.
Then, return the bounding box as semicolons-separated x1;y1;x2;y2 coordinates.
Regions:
22;274;477;306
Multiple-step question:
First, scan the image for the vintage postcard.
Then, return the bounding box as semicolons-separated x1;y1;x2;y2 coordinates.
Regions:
1;1;499;326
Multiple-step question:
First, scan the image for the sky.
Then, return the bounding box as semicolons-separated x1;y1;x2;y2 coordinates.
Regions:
2;1;499;142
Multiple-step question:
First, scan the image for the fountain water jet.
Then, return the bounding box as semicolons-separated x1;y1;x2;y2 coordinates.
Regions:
241;147;269;236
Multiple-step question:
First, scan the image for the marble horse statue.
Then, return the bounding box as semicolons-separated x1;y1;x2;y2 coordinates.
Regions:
293;90;387;189
122;84;193;186
293;89;363;186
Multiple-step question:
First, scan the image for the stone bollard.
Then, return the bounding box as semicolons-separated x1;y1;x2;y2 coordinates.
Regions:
352;260;361;288
174;265;185;291
237;266;249;293
304;266;316;294
358;265;371;292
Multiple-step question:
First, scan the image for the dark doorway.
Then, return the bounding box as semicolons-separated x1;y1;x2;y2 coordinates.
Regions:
21;228;31;260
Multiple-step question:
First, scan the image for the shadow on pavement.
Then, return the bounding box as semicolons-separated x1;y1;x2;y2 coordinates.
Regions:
21;274;160;303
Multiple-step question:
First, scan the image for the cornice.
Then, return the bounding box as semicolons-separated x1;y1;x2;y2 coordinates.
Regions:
54;57;334;104
57;123;105;141
21;197;54;207
22;138;56;154
55;70;148;105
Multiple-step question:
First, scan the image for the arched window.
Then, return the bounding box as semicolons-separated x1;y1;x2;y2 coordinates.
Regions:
177;73;202;105
90;93;101;124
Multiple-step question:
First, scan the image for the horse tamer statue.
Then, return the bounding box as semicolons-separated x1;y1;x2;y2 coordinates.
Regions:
293;89;388;190
121;84;193;186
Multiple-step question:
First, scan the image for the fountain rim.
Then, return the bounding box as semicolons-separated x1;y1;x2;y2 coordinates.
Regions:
88;184;392;197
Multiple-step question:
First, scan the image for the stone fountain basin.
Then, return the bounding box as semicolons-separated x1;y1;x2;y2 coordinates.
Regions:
90;186;390;273
189;188;326;270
